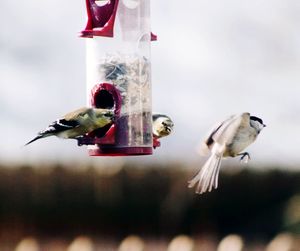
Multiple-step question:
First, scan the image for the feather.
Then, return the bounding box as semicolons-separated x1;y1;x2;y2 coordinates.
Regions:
41;119;80;135
188;153;223;194
24;135;44;146
198;115;236;155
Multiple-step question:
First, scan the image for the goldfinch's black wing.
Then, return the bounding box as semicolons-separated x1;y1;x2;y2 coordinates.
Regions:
40;119;80;135
42;107;91;135
24;119;80;146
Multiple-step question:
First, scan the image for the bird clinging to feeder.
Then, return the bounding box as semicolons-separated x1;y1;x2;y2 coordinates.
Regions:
25;107;114;146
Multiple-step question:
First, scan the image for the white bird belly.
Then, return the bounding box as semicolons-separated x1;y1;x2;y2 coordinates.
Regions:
227;128;257;156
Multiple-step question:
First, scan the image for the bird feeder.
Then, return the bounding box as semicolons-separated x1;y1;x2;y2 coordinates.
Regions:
79;0;158;156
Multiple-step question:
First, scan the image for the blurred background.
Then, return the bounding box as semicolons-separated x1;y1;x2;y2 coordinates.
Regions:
0;0;300;250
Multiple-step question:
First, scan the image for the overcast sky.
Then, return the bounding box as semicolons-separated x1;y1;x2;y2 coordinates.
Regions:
1;0;300;167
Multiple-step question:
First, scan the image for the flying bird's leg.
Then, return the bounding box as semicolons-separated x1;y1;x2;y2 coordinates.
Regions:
237;152;251;163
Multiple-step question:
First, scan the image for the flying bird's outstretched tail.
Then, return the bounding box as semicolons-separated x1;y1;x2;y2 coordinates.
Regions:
188;153;223;194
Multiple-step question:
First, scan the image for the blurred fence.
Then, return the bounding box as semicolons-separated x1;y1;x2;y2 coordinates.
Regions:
0;162;299;250
6;233;300;251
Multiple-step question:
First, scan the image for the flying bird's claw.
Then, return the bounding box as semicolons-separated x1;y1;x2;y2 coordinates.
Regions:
239;152;251;164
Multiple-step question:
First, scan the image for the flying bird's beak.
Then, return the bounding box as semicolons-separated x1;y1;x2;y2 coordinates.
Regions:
263;124;266;127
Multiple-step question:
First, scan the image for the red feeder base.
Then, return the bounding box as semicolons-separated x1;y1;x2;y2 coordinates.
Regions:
88;146;153;156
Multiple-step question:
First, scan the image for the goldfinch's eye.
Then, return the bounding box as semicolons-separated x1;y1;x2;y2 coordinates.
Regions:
104;112;113;118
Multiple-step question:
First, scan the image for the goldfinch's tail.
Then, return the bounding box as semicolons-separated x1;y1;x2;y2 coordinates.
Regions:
24;135;45;146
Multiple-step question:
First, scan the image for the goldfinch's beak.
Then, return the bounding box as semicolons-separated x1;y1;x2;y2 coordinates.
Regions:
104;112;114;121
165;126;172;133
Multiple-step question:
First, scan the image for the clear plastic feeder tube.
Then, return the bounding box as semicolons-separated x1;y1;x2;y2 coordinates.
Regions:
85;0;153;155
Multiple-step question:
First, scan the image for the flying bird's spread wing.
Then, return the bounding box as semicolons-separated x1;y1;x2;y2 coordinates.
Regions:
198;113;250;156
198;114;236;155
211;114;242;144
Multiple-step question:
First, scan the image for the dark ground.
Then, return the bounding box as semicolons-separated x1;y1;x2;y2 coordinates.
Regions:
0;162;299;250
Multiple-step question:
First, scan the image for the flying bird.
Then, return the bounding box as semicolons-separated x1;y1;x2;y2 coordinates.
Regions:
188;112;266;194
